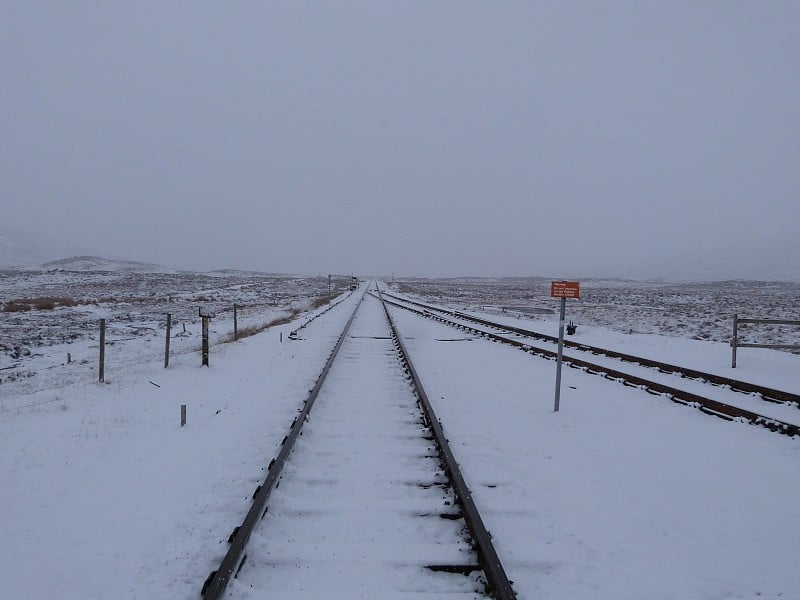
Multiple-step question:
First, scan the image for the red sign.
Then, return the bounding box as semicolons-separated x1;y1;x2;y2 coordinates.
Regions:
551;281;580;299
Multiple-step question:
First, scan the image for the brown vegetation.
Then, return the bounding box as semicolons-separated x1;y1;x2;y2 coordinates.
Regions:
309;294;335;310
2;297;80;312
223;308;303;343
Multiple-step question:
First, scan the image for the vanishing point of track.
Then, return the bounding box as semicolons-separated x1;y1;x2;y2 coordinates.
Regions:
201;287;516;599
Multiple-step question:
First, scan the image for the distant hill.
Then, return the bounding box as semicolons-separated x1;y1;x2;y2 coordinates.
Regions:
41;256;179;273
0;226;180;273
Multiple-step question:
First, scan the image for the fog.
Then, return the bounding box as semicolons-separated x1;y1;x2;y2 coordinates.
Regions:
2;2;798;278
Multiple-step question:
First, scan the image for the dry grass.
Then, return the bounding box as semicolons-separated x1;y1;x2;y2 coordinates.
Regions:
3;297;80;312
309;294;336;310
224;295;336;342
222;309;303;343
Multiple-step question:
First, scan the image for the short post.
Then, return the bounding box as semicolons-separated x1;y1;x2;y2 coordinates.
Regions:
181;404;186;427
233;304;239;341
67;352;71;364
280;331;283;343
99;318;106;383
164;313;172;368
731;313;738;368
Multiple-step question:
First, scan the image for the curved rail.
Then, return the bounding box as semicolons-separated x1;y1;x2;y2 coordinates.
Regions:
201;290;366;599
376;288;517;600
379;290;799;438
382;291;800;409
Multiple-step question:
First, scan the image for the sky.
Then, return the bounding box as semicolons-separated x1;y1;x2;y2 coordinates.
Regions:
2;1;798;278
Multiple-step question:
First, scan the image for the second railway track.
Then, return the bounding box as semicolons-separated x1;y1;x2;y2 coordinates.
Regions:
380;290;800;437
202;287;515;599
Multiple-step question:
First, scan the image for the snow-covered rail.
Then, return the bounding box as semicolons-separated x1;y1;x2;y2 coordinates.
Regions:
381;290;800;438
382;291;799;408
201;287;515;599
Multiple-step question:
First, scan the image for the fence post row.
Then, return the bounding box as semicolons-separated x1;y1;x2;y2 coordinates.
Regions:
732;314;800;368
97;303;251;379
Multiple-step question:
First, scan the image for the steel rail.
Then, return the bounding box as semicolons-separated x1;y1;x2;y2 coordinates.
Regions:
382;291;800;408
201;289;366;599
379;291;799;438
376;289;517;600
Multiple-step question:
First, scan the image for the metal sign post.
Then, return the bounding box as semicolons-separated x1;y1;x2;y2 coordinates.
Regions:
554;296;566;412
551;281;580;412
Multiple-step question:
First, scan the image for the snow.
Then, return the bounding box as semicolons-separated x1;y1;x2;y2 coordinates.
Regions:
230;294;482;598
1;281;798;599
388;303;800;599
0;291;364;599
457;308;800;396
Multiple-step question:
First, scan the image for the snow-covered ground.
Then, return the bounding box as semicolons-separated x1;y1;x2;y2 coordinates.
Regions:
389;302;800;598
1;277;798;599
391;277;800;351
0;288;363;599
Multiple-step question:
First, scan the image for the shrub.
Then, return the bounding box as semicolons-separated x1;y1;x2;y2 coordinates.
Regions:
2;297;79;312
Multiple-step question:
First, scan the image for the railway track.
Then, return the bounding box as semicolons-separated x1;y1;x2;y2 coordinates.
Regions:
380;289;800;438
201;287;515;599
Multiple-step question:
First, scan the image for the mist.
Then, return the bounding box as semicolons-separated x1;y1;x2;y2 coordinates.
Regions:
2;2;798;278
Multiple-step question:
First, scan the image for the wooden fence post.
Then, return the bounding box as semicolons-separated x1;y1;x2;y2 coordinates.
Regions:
181;404;186;427
99;319;106;382
731;313;738;368
202;316;210;366
233;304;238;341
164;313;172;368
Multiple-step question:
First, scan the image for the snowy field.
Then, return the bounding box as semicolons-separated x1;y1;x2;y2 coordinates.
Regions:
1;275;798;599
0;268;346;403
391;277;800;349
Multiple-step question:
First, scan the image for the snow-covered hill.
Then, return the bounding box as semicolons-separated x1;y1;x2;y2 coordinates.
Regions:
0;226;180;273
41;255;179;274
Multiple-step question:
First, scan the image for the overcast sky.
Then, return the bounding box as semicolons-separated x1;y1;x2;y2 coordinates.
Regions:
2;2;798;278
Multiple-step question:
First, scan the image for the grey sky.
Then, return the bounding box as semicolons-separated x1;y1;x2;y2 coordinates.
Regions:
2;1;798;277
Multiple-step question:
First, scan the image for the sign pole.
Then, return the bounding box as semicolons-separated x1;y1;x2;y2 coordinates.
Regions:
554;296;566;412
550;280;579;412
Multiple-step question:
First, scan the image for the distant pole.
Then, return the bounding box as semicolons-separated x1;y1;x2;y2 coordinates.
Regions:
99;319;106;383
181;404;187;427
233;304;239;341
554;297;566;412
202;316;210;366
731;313;738;368
164;313;172;368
